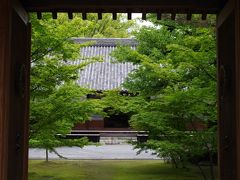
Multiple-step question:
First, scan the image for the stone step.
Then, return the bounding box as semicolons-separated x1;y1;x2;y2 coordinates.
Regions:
100;136;137;145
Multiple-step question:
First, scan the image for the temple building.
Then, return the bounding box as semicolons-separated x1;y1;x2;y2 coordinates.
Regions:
2;1;239;179
68;38;147;143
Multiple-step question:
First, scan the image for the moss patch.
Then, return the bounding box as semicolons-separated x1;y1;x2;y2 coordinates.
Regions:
29;160;217;180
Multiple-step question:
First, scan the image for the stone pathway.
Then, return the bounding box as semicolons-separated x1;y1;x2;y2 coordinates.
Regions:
29;144;160;160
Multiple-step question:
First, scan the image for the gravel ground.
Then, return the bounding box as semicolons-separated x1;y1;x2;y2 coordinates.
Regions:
29;144;160;160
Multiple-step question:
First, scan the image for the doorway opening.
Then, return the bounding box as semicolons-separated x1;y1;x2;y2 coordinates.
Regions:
27;12;218;180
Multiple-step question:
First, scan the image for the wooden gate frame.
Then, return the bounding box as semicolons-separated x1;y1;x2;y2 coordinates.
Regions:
0;1;30;180
0;0;240;179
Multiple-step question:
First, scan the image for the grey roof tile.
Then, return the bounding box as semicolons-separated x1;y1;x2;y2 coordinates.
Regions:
72;38;138;90
72;38;138;47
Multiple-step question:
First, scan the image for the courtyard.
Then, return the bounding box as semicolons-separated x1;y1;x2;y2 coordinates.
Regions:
29;160;217;180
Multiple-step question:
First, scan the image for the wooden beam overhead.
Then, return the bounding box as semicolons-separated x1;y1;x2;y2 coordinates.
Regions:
37;12;42;19
52;12;57;19
82;12;87;20
201;13;207;20
112;13;117;20
186;13;192;21
22;0;221;14
142;12;147;20
98;12;102;20
127;12;132;20
68;12;73;19
157;13;162;20
171;13;176;20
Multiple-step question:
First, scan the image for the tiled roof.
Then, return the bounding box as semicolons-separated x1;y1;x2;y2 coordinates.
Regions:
73;38;138;90
72;38;138;47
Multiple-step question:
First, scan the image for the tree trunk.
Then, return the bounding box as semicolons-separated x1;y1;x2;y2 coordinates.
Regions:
46;148;49;162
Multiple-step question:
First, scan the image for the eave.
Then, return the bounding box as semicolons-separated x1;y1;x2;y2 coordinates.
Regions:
22;0;223;14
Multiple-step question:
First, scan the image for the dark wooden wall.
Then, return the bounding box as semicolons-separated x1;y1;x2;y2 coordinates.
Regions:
217;0;240;179
73;120;105;130
235;0;240;178
217;11;236;179
0;1;11;179
8;10;30;180
0;1;30;180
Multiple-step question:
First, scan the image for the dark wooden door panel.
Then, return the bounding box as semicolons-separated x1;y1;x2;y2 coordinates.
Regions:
7;9;31;180
217;0;240;179
217;10;236;180
0;1;11;180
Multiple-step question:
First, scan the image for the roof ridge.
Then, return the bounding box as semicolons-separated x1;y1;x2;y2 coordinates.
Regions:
72;38;138;47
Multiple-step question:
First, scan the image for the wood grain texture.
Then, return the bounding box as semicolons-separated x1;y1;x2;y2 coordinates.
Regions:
217;12;237;179
22;22;31;180
22;0;220;14
235;0;240;178
6;9;30;180
0;30;10;180
217;0;234;28
1;1;239;180
0;1;11;179
217;0;240;179
13;0;29;24
0;1;30;179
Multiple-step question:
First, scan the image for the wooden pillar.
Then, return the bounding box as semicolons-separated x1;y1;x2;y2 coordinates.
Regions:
235;0;240;178
217;0;240;179
0;1;12;179
0;1;30;180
